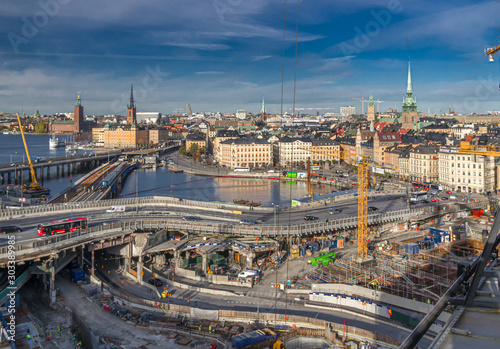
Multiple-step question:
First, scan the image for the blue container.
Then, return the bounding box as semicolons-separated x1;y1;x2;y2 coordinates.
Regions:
300;247;306;256
331;240;337;248
323;240;332;248
70;268;85;283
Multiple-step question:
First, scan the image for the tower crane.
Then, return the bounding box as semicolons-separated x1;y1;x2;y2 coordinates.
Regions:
289;107;335;115
375;99;386;113
15;113;50;197
352;97;367;115
299;146;371;258
485;27;500;62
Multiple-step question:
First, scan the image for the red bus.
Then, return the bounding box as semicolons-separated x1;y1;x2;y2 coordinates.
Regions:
37;218;88;237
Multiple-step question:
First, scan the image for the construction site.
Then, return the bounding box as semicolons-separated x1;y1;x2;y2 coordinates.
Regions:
307;208;492;305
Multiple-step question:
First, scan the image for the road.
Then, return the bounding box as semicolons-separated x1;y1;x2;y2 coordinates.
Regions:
97;257;432;348
0;194;432;247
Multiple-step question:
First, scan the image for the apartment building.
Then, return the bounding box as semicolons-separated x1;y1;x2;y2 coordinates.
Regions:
409;145;439;182
373;132;402;165
273;138;312;166
218;138;272;168
438;147;495;194
311;138;339;163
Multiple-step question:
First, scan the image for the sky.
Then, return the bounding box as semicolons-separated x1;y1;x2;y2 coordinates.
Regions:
0;0;499;116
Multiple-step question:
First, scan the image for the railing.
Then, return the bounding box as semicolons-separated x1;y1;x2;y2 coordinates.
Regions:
0;207;429;263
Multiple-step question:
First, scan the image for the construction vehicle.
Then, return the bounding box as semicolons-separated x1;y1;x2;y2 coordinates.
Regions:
15;113;50;198
485;27;500;62
308;252;336;267
273;340;285;349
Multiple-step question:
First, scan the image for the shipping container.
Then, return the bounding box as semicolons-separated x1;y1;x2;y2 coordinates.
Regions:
331;239;337;248
404;243;419;254
300;247;306;256
291;248;300;254
234;252;240;262
337;238;345;248
70;268;85;283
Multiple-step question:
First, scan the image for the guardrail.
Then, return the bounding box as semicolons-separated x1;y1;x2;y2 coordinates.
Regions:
0;207;429;263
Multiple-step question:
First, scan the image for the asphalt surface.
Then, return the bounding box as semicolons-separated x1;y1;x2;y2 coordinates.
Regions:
0;193;431;247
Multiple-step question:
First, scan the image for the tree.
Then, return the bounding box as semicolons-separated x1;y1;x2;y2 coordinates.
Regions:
34;121;47;133
179;145;187;156
189;143;199;156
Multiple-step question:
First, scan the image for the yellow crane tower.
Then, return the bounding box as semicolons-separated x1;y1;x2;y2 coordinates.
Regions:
300;147;371;258
15;113;50;197
485;27;500;62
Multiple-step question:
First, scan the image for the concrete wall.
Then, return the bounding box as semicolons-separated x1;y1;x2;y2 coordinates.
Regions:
309;283;451;323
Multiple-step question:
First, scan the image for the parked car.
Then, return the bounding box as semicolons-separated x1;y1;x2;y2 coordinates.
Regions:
239;219;255;225
421;200;429;204
367;207;378;212
329;208;342;214
441;197;448;200
409;201;417;206
431;198;439;202
182;216;201;221
148;278;163;287
304;215;318;221
0;225;22;234
446;191;452;194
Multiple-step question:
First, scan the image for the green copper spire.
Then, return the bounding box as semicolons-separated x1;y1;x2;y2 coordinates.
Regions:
402;59;417;113
261;96;266;114
76;94;81;107
368;94;375;107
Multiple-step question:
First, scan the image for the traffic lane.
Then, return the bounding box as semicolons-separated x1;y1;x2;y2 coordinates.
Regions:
103;262;430;347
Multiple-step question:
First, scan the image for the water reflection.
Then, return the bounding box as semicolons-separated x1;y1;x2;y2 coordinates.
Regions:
119;168;333;207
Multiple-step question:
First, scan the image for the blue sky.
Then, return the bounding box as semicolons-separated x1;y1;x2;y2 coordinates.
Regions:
0;0;499;116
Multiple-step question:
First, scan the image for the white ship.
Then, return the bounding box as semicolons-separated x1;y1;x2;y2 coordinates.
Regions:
49;135;64;148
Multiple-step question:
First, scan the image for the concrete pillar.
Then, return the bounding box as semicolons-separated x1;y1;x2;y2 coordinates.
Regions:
202;254;207;274
137;254;143;284
28;170;32;182
78;245;84;269
127;242;132;272
50;262;56;305
46;166;50;179
91;249;95;276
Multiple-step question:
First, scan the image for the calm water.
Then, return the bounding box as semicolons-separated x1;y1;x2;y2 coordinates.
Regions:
0;134;333;206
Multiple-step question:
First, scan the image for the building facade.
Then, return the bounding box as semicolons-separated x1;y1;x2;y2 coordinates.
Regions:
438;148;495;194
273;138;312;166
219;138;272;168
409;145;439;183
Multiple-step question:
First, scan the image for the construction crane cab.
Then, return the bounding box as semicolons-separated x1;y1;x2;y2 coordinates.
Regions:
15;113;50;198
485;27;500;62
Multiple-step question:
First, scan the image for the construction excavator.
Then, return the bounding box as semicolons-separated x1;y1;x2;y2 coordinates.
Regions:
15;112;50;198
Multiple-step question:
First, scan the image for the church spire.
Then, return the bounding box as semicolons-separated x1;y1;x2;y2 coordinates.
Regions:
76;93;81;107
128;82;135;109
406;58;412;94
261;96;266;115
402;59;417;113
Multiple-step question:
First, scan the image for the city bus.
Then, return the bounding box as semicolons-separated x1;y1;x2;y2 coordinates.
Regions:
37;217;88;237
410;191;428;202
412;182;430;190
233;167;250;172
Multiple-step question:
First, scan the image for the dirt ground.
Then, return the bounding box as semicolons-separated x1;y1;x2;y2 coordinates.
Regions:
17;276;219;349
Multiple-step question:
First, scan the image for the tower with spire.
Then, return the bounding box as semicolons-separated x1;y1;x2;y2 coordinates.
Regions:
367;94;375;121
260;96;267;122
74;93;84;133
127;83;137;125
402;59;418;129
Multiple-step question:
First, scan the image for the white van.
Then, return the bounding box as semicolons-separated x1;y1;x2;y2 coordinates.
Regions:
449;196;456;200
106;205;126;213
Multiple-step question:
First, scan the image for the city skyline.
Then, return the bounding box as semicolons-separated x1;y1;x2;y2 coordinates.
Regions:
0;0;499;115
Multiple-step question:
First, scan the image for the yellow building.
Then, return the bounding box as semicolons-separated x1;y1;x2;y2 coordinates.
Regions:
186;136;206;153
92;127;105;143
219;138;272;168
311;138;339;162
373;132;402;166
103;124;149;148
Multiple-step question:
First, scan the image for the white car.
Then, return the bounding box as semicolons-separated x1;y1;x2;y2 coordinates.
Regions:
238;270;258;279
